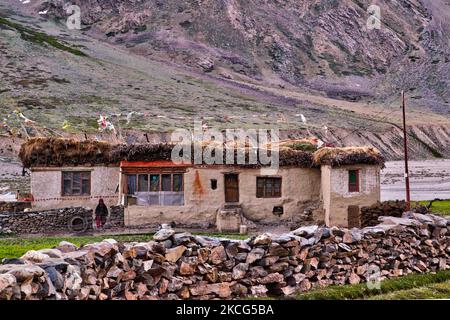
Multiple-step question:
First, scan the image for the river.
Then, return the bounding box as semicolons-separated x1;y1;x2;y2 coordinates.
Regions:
381;159;450;201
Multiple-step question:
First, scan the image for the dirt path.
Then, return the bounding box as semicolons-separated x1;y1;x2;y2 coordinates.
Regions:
381;159;450;201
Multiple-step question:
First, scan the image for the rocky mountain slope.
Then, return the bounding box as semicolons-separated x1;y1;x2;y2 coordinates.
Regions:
0;0;449;159
38;0;450;113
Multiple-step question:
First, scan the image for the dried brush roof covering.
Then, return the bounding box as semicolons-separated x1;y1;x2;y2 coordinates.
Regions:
313;146;385;167
19;137;113;168
111;143;175;163
20;138;384;168
112;143;314;168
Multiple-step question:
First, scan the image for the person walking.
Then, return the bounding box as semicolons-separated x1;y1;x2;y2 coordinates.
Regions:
95;199;108;229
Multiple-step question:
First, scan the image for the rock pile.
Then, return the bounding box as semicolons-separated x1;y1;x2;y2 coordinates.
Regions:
0;207;93;234
0;225;13;235
108;206;125;229
360;201;410;227
0;213;448;300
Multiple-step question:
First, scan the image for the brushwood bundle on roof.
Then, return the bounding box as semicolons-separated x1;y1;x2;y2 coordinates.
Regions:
19;138;384;168
19;137;113;168
111;143;175;163
313;146;385;167
112;142;314;168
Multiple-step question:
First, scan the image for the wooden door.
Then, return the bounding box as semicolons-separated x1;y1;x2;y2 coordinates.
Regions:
348;205;361;228
224;174;239;203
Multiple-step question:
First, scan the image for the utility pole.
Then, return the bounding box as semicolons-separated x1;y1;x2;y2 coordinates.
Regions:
401;90;411;210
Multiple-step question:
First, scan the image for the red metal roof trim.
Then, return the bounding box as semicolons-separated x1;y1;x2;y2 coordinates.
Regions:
120;160;192;168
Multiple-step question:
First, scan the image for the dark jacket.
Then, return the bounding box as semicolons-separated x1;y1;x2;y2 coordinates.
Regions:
95;203;108;217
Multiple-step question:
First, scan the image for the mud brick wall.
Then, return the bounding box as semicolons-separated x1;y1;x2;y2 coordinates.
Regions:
0;207;93;234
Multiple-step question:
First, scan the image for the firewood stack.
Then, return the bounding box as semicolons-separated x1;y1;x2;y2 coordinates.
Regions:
0;213;448;300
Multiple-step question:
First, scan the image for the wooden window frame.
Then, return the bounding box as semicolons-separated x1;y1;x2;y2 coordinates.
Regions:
61;171;91;196
348;169;360;193
126;172;184;194
256;177;282;198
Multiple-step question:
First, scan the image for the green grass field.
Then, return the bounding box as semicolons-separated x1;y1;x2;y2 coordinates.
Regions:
369;280;450;299
0;232;247;260
294;270;450;300
414;199;450;216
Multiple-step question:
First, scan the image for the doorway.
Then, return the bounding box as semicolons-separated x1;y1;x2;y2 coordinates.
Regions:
224;173;239;203
347;205;361;228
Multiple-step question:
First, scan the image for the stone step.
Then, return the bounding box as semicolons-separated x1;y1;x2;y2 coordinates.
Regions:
223;203;242;210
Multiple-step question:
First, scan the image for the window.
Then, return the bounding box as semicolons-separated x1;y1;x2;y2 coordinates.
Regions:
127;173;184;206
138;174;149;192
161;174;172;191
210;179;218;190
150;174;160;191
256;177;282;198
62;171;91;196
173;174;183;192
127;174;137;194
348;170;360;192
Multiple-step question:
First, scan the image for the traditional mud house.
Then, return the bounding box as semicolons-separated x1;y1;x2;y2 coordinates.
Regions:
19;138;384;229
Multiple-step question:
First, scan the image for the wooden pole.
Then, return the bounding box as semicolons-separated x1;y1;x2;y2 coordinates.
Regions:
402;91;411;210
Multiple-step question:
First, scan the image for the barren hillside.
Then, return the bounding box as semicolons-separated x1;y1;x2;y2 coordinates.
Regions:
0;0;449;159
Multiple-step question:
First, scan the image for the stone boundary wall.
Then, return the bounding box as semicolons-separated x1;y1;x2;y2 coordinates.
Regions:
0;212;448;300
0;207;93;234
360;201;429;227
0;201;32;213
108;206;125;229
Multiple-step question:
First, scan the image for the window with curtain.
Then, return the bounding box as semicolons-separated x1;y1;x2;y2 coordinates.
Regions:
138;174;149;192
127;173;184;206
126;174;137;194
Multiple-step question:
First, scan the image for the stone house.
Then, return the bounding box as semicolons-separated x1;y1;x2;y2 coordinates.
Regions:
19;138;384;229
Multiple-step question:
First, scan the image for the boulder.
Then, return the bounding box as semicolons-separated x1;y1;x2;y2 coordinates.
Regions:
250;285;268;296
232;263;249;280
197;57;214;72
209;246;227;265
21;250;51;263
246;248;265;264
291;225;318;237
259;273;284;284
165;246;186;263
190;282;232;298
179;262;195;276
252;233;272;245
153;228;175;241
0;274;16;292
268;243;289;257
57;241;79;253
